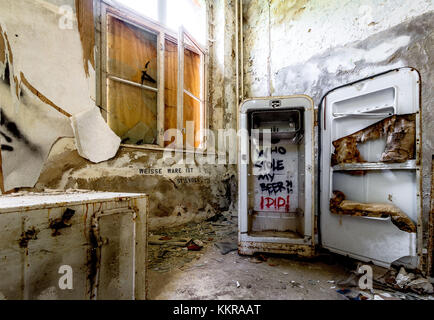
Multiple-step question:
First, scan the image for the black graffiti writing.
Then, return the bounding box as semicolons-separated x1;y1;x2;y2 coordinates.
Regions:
260;180;293;195
0;131;12;143
257;173;275;182
1;145;13;151
176;177;202;184
0;131;13;151
257;146;287;158
271;146;286;155
286;180;293;194
0;109;40;153
255;159;284;172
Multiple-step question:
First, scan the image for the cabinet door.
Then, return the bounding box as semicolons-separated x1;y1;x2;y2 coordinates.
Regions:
319;68;421;269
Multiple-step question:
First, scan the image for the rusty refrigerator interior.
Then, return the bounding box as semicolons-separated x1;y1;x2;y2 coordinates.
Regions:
239;67;422;271
0;191;148;300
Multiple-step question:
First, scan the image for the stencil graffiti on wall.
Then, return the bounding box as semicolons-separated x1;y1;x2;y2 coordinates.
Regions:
253;139;298;213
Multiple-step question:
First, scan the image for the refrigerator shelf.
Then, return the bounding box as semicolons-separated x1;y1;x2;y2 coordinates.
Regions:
332;160;417;171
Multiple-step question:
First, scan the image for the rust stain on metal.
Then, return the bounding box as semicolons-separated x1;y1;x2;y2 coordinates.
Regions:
87;214;101;299
330;190;416;233
332;114;416;168
49;208;76;236
239;241;316;257
18;227;39;248
75;0;95;77
20;72;72;118
83;203;89;238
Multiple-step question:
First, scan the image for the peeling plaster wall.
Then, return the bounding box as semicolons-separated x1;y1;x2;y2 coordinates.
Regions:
9;0;239;230
34;138;237;230
1;0;96;114
0;0;86;191
242;0;434;257
208;0;238;134
243;0;434;97
208;0;225;132
222;0;238;131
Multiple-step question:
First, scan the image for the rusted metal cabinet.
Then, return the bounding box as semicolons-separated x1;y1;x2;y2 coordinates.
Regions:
239;68;423;271
0;191;148;300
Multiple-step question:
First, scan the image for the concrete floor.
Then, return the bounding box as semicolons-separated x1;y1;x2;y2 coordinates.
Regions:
149;245;351;300
147;212;353;300
147;212;432;300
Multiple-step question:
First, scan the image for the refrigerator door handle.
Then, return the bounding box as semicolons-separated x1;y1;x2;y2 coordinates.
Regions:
333;105;395;119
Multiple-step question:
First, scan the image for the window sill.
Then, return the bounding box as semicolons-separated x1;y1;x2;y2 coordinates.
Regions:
120;143;215;155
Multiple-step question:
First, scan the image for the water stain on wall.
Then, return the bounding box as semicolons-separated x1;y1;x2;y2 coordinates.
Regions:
270;0;309;25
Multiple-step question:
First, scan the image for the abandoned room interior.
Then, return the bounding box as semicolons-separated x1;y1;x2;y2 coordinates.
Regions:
0;0;433;302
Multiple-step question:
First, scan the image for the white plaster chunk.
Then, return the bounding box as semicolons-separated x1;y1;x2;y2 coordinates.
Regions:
71;107;121;163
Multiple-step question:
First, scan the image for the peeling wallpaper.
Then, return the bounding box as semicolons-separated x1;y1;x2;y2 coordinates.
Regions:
2;0;96;114
0;0;111;191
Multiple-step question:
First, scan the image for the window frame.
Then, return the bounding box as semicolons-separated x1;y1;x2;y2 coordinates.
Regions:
177;26;207;150
100;2;208;152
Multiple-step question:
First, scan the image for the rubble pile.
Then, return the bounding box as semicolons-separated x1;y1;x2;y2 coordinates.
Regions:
335;263;433;300
148;211;237;273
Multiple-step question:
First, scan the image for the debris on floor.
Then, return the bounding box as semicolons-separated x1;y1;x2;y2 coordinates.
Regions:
148;210;434;300
187;240;204;251
334;263;434;300
149;235;191;247
148;211;237;273
375;267;434;295
215;241;238;255
337;273;359;287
